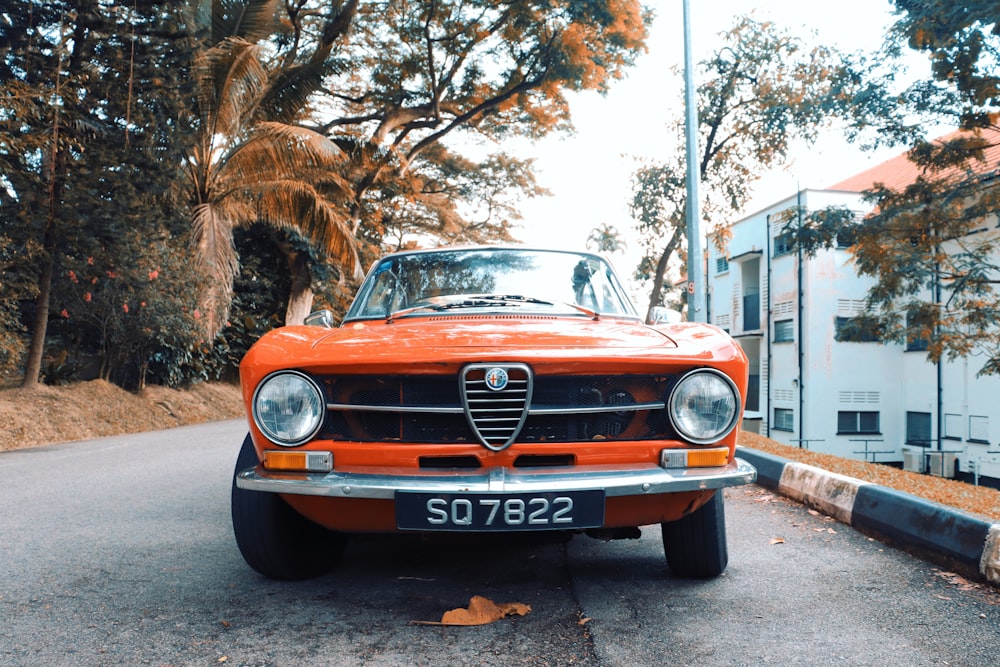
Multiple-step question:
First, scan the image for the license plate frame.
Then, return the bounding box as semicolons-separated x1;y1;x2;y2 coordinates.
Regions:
395;490;605;532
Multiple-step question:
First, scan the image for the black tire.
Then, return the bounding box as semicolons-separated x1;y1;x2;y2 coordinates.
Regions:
231;435;348;580
661;490;728;578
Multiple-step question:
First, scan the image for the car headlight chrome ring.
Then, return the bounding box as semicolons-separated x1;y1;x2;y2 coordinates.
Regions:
252;371;325;446
667;369;741;445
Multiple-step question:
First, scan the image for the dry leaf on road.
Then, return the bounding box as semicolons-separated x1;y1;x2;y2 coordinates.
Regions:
412;595;531;626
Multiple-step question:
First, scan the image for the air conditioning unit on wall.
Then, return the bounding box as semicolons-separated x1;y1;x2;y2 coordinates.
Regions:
902;447;926;473
926;451;958;478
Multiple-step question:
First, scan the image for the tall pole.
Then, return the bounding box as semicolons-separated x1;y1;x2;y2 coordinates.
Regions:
682;0;705;322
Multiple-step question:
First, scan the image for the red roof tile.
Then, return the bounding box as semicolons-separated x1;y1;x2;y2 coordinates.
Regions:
826;127;1000;193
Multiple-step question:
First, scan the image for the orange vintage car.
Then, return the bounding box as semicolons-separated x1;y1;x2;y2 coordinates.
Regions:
232;246;756;580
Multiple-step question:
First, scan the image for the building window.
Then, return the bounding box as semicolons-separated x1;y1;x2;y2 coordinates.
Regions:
742;293;761;330
746;374;760;412
838;411;880;435
835;226;857;249
773;408;794;432
716;256;729;273
773;232;793;257
906;411;932;447
774;319;794;343
905;311;929;352
970;415;990;443
944;413;962;440
834;316;881;342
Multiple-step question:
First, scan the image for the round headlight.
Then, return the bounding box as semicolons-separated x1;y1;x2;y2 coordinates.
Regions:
252;371;325;446
667;369;740;444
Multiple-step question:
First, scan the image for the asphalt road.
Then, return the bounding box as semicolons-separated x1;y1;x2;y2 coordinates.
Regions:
1;420;998;666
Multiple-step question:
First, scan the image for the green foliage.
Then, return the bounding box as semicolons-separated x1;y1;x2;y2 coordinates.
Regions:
629;16;893;319
186;0;650;330
218;225;293;365
346;0;647;208
41;349;78;387
774;206;859;258
0;233;39;376
0;1;198;386
785;2;1000;375
891;0;1000;130
50;230;205;389
1;0;652;389
803;161;1000;374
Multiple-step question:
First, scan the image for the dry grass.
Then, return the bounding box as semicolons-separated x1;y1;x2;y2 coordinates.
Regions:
0;380;244;451
740;431;1000;522
2;381;998;523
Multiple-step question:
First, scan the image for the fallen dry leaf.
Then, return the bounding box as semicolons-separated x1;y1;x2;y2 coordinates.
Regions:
412;595;531;626
770;537;786;545
578;617;592;626
933;569;976;591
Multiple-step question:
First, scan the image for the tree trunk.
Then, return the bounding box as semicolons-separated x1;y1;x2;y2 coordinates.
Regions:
21;250;54;388
23;99;66;387
277;238;315;326
22;10;88;387
645;227;682;323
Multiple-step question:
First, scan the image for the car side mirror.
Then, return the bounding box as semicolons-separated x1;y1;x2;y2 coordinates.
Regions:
304;310;334;328
648;306;681;325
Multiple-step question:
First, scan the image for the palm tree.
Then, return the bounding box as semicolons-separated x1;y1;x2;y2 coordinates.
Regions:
587;223;628;256
186;2;361;337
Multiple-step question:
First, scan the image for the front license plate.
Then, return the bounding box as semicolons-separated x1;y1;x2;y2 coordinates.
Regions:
395;490;605;531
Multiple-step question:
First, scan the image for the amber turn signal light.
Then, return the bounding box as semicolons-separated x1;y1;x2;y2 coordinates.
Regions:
660;447;730;469
263;450;333;472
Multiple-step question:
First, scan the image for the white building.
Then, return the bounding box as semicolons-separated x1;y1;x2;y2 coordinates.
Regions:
708;148;1000;488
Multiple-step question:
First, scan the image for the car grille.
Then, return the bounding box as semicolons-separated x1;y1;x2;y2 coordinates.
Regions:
317;369;674;449
461;363;532;451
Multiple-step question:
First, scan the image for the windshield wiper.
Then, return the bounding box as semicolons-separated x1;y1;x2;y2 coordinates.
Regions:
558;301;600;320
386;294;598;322
385;303;447;322
474;294;555;306
487;294;599;318
386;298;518;322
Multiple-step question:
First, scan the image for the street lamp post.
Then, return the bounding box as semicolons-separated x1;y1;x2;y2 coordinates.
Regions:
682;0;705;322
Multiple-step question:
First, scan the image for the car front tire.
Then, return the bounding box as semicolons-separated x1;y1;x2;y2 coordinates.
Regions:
661;490;728;578
231;434;348;580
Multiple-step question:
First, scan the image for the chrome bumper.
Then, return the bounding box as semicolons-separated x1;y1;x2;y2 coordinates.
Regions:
235;458;757;499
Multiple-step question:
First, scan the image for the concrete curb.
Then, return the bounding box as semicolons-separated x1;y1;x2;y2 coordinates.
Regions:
738;447;1000;587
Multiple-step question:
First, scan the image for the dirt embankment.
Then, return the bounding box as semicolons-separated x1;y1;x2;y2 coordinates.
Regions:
0;380;244;451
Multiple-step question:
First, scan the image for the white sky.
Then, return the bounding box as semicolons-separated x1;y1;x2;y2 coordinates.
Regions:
508;0;924;268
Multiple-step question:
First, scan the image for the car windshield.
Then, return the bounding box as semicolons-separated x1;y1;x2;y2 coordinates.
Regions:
344;247;639;321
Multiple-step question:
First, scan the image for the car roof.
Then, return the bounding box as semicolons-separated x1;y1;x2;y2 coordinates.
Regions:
373;245;605;262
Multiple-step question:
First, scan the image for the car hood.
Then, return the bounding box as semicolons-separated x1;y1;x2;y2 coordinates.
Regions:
241;316;746;395
318;316;677;351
